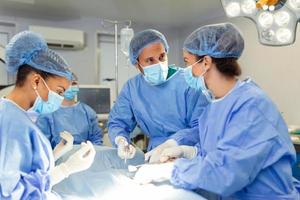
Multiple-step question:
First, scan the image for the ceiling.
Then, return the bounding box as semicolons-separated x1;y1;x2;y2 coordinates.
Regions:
0;0;225;28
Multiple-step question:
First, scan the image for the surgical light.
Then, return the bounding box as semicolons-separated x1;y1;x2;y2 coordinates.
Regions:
289;0;300;10
221;0;300;46
258;12;274;28
226;2;241;17
275;11;291;26
261;29;276;41
276;28;292;42
241;0;257;14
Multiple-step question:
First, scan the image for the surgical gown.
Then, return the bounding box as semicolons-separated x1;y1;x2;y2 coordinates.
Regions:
108;67;208;150
36;102;103;148
171;79;300;199
0;98;58;199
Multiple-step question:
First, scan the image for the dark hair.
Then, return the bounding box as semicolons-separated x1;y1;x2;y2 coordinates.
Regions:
197;55;241;77
16;64;55;87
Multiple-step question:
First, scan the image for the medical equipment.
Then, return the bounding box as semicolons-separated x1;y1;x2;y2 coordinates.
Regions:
76;84;113;120
221;0;300;46
101;20;134;97
120;25;134;57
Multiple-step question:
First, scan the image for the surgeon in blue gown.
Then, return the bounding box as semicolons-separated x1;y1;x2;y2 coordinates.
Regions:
36;74;103;148
0;31;95;199
108;29;208;161
134;23;300;199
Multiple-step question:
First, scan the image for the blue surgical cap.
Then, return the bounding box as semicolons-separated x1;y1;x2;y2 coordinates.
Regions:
183;23;244;59
5;31;72;80
129;29;169;65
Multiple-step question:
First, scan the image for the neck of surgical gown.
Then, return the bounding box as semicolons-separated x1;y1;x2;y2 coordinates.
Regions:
0;98;57;199
108;67;208;150
171;79;300;199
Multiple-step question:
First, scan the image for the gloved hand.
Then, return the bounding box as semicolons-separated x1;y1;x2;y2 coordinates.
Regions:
53;131;74;161
51;141;96;185
133;162;174;185
145;139;178;164
115;136;136;160
160;145;197;163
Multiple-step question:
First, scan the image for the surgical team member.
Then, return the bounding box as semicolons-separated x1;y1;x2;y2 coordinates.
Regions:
134;23;300;199
36;73;103;152
0;31;95;199
108;29;208;160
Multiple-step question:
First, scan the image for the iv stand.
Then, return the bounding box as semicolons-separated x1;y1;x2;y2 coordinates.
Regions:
102;19;132;98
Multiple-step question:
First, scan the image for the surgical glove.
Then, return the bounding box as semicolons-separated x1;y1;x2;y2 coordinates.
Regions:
53;131;74;161
160;145;197;163
134;162;174;185
145;139;178;164
51;141;96;185
115;136;136;159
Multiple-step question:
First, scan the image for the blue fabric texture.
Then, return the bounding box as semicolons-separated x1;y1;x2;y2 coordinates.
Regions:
183;23;244;59
170;79;300;199
108;68;208;150
36;102;103;148
0;98;59;199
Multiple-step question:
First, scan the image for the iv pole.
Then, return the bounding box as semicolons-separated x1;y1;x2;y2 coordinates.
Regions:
102;19;132;98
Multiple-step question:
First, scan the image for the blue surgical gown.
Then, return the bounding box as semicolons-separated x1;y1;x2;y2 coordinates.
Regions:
171;79;300;199
0;98;59;199
36;102;103;148
108;67;208;150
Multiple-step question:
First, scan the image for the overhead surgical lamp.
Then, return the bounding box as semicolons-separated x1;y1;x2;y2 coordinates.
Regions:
221;0;300;46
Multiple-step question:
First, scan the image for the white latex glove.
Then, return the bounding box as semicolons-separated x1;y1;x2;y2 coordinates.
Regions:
53;131;74;161
51;141;96;185
160;145;197;163
133;162;174;185
145;139;178;164
115;136;136;159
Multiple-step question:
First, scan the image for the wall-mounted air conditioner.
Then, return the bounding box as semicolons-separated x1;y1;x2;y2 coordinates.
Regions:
29;25;85;50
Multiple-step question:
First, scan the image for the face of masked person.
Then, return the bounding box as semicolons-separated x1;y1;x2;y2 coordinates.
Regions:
137;43;169;86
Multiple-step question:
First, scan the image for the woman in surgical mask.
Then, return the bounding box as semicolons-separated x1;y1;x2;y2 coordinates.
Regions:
134;23;300;199
36;73;103;155
0;31;95;199
108;29;208;162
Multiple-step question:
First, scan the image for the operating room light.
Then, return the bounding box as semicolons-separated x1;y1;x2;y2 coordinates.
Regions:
261;29;276;41
241;0;257;14
258;12;274;28
221;0;300;46
276;28;292;42
120;26;134;57
226;2;241;17
274;11;291;26
289;0;300;10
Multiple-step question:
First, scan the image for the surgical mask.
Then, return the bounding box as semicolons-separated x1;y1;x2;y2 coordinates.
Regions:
184;60;214;102
64;86;79;100
140;61;168;85
31;78;64;114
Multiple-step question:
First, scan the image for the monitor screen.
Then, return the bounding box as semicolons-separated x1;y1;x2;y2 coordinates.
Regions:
77;87;111;115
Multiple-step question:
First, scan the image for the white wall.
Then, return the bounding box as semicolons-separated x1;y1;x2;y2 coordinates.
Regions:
0;15;182;86
177;17;300;126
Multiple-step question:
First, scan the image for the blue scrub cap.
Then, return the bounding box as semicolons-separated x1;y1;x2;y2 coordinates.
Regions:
183;23;244;59
129;29;169;65
5;31;72;80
